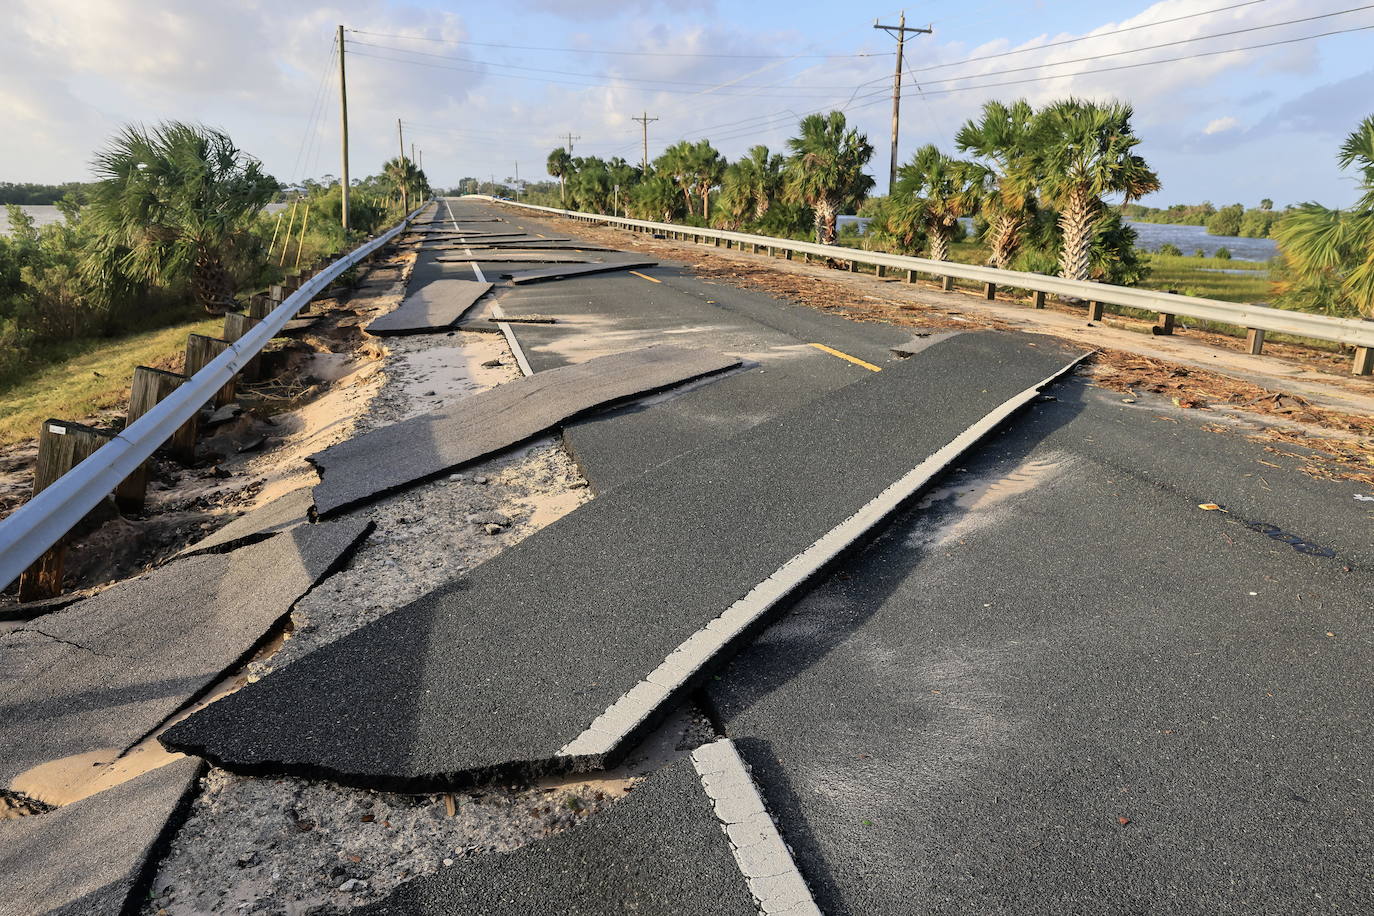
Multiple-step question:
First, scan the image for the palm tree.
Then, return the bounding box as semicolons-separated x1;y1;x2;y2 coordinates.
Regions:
85;121;276;313
382;156;428;212
1032;99;1160;281
1273;115;1374;317
784;111;875;245
719;145;786;228
685;140;725;220
890;145;989;262
547;147;573;206
629;174;682;222
955;99;1037;269
656;142;698;217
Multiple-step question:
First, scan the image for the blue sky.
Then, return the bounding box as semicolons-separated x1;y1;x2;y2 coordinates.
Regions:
4;0;1372;207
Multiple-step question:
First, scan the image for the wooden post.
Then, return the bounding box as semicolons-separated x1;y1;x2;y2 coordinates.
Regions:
1088;301;1105;321
1033;290;1046;309
185;334;236;407
1354;346;1373;376
18;420;115;601
127;366;197;464
1156;312;1175;335
784;250;793;260
848;260;858;273
983;282;996;300
1245;328;1266;355
941;276;954;291
248;294;274;319
876;264;887;278
223;313;263;381
905;269;915;284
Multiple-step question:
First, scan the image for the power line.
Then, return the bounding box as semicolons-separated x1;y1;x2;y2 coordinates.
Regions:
344;39;889;93
344;28;893;59
916;0;1269;71
289;34;338;182
914;3;1374;86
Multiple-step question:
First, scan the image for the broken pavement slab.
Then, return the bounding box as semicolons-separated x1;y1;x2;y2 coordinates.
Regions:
507;260;658;285
0;518;370;794
352;753;763;916
308;345;742;516
163;333;1086;792
0;757;204;916
177;487;315;557
366;278;494;336
435;253;592;264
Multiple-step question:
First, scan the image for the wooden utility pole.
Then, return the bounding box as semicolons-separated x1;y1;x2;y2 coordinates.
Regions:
874;11;932;193
338;24;350;232
632;112;658;173
397;118;408;212
564;132;580;155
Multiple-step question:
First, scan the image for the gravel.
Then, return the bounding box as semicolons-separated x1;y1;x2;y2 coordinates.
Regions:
143;268;624;914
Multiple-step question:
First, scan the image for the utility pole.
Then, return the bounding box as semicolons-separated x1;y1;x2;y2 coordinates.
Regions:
337;24;350;233
632;112;658;173
874;11;932;193
564;132;580;155
397;118;408;212
514;161;520;200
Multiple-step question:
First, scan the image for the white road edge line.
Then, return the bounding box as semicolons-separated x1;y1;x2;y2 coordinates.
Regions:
691;738;822;916
557;351;1092;760
447;198;533;378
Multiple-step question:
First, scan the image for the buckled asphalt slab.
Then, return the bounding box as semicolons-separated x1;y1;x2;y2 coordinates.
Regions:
507;260;659;285
307;345;742;517
352;754;763;916
0;757;203;916
0;519;370;792
707;380;1374;914
162;333;1087;793
176;486;315;557
434;253;593;264
365;278;494;336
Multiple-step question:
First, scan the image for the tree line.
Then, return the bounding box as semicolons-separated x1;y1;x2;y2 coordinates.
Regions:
0;121;431;386
542;98;1160;285
1122;200;1286;238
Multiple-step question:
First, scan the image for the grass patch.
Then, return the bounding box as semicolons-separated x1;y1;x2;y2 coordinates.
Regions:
1138;253;1272;303
0;318;221;445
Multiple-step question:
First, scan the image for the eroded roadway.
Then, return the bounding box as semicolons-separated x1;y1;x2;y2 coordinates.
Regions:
439;198;1374;914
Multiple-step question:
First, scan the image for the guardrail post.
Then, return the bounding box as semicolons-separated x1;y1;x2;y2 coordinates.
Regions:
1033;290;1046;309
1245;328;1266;355
848;260;858;273
1352;346;1372;376
905;269;915;284
1156;312;1176;335
248;294;274;319
18;420;115;601
876;264;887;278
127;366;197;464
941;276;954;291
983;282;996;300
1088;301;1105;322
185;334;236;407
784;250;793;260
223;313;264;381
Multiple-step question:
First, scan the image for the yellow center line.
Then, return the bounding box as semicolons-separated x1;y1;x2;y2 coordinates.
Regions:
629;270;661;284
809;342;882;372
536;233;546;238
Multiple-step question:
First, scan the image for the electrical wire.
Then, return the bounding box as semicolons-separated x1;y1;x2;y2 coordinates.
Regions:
344;28;892;59
288;34;338;183
917;0;1270;71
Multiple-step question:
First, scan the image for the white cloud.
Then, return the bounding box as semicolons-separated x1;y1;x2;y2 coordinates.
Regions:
1204;116;1240;135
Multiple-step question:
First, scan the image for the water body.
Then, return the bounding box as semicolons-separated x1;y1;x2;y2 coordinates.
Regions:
838;215;1278;263
0;204;64;235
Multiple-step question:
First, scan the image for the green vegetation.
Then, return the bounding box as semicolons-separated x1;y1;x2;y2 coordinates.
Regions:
0;182;91;206
782;112;876;244
1122;198;1286;238
1137;253;1270;302
0;120;430;424
1272;115;1374;318
0;317;220;445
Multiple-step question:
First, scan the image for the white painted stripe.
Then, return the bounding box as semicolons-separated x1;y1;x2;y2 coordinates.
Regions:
557;352;1090;760
691;739;821;916
446;199;533;378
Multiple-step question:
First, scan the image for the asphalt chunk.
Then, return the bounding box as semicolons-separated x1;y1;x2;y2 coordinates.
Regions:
163;333;1086;791
352;756;758;916
0;757;203;916
177;486;315;557
366;279;494;336
0;519;370;791
507;260;658;285
308;345;741;516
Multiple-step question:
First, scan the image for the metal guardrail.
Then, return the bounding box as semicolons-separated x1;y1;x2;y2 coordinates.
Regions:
0;204;429;592
476;197;1374;374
